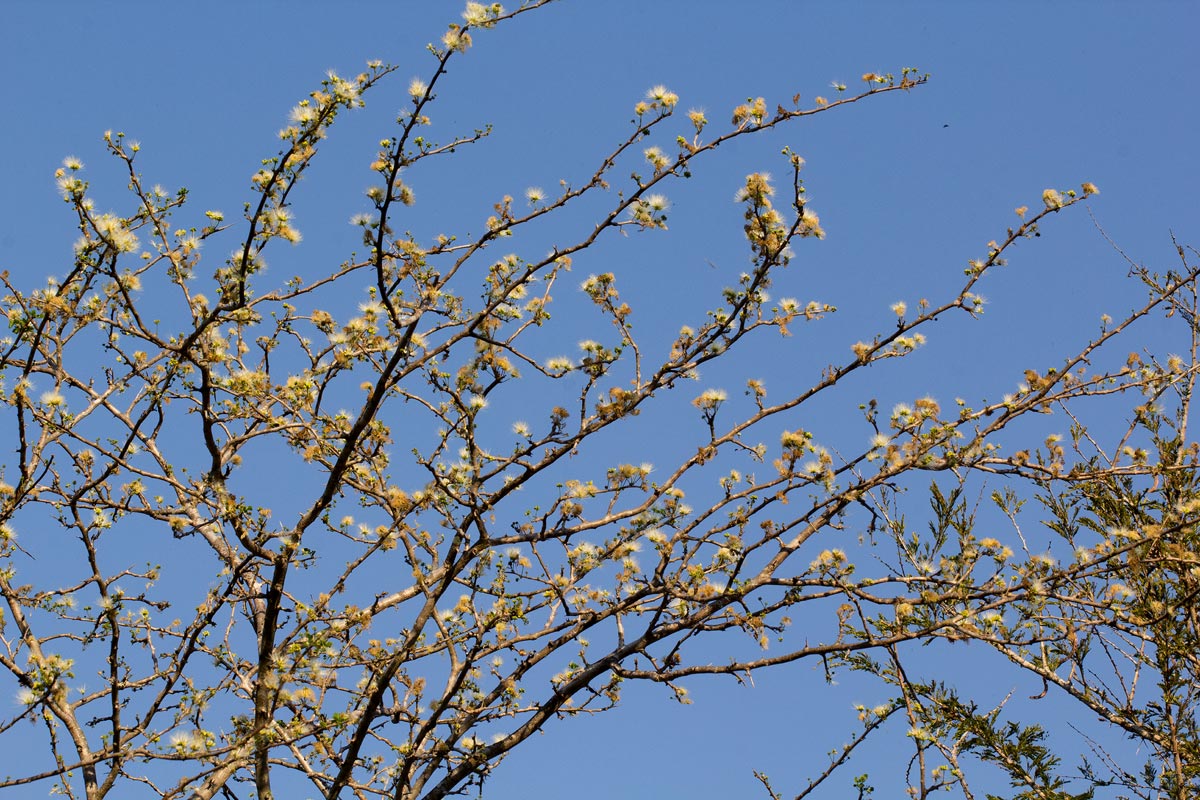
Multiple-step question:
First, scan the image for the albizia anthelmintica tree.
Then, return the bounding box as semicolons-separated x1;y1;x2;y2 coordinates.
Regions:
2;3;1198;799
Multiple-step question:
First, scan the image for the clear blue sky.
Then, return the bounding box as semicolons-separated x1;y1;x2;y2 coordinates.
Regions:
3;2;1198;798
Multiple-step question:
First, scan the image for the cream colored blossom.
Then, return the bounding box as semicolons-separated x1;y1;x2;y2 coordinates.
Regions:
646;85;679;108
1042;188;1064;210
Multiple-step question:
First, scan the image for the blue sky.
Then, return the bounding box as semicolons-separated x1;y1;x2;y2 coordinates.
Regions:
3;2;1199;798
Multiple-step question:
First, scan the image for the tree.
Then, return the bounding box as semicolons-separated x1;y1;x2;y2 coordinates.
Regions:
2;3;1197;799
